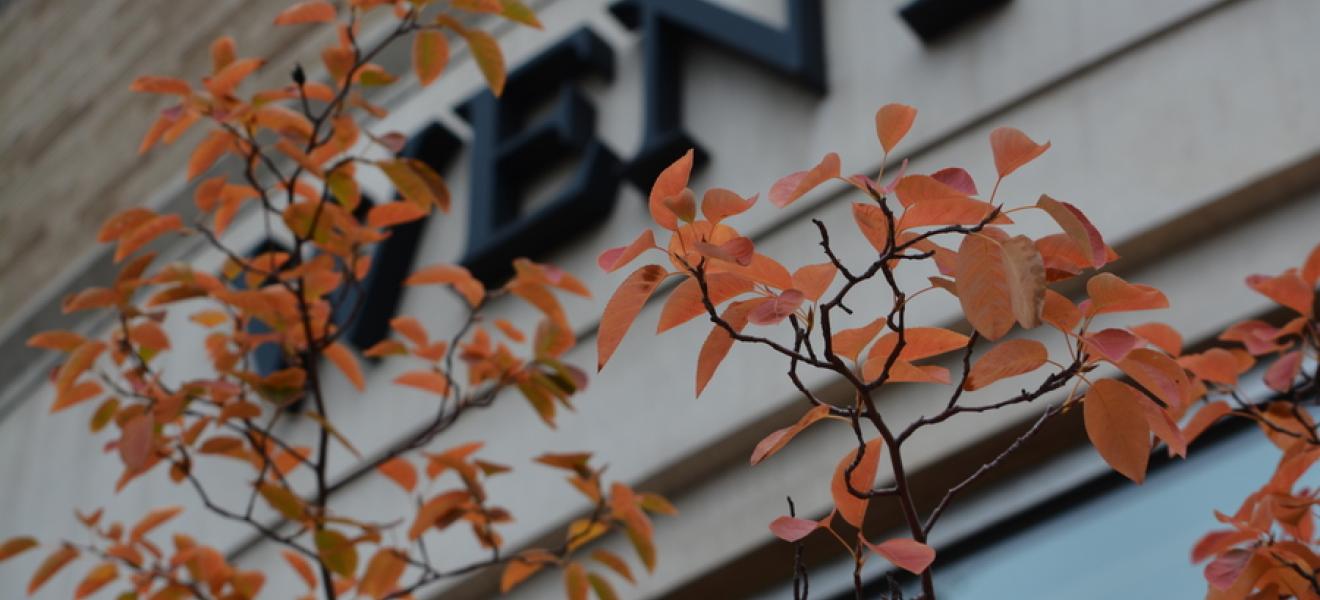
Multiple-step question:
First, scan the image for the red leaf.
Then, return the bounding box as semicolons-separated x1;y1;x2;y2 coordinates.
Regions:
770;153;840;208
747;289;805;326
930;167;977;195
769;516;820;542
866;538;936;575
1083;328;1140;363
1265;350;1303;393
1036;195;1107;268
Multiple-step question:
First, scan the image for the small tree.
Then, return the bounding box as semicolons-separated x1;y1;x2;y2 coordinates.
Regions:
596;103;1320;599
0;2;668;599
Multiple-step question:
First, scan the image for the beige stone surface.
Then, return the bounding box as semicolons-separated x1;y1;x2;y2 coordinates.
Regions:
0;0;337;322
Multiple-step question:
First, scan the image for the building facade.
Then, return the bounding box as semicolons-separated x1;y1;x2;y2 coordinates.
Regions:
2;0;1319;597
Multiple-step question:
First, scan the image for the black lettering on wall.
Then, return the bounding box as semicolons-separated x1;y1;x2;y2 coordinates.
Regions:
456;28;621;287
608;0;826;188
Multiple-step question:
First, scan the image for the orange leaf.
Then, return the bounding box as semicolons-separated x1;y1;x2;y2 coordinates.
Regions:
1117;348;1191;410
408;491;470;540
1183;401;1231;447
830;318;886;363
501;558;546;593
1303;242;1320;286
115;214;183;262
598;265;669;370
590;549;635;583
129;76;191;96
282;550;317;589
899;195;1005;230
694;237;754;267
314;530;358;578
564;562;589;600
211;35;236;73
406;263;484;306
454;23;506;96
955;234;1044;339
412;30;450;86
27;545;78;595
769;153;840;208
27;330;86;352
1246;270;1313;316
73;561;117;598
394;371;449;396
1265;350;1304;393
0;536;37;562
1180;348;1252;385
378;158;450;211
695;299;760;397
205;57;264;97
964;339;1047;390
1085;273;1168;316
324;342;365;391
51;380;103;413
793;263;837;302
875;103;917;154
274;1;337;25
131;506;182;541
598;229;657;273
751;405;830;465
657;272;752;333
1036;195;1107;268
701;188;757;224
1042;289;1081;332
358;548;407;599
990;127;1050;178
866;538;935;575
648;150;693;231
831;438;884;527
769;516;820;542
1084;379;1151;484
852;203;891;252
119;413;155;472
1129;322;1182;357
378;458;417;493
366;201;428;228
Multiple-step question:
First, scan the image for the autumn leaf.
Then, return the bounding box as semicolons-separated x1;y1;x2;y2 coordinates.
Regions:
1084;379;1151;484
751;405;831;465
598;230;657;272
792;263;837;302
701;188;757;224
598;265;669;370
955;233;1044;340
1036;195;1107;268
964;339;1047;390
591;549;635;583
358;548;407;599
114;213;184;262
831;438;884;527
129;76;191;96
27;545;78;595
131;506;183;541
866;538;936;575
1084;273;1169;316
324;342;365;391
72;562;117;598
695;300;759;397
413;30;450;86
379;158;450;211
395;371;450;396
989;127;1050;178
769;153;840;208
119;413;155;472
694;237;754;267
769;516;820;542
1130;322;1182;356
930;167;977;195
830;318;886;362
378;457;418;492
658;272;752;333
314;529;358;578
406;263;484;306
447;19;506;96
501;557;546;593
274;1;336;25
283;550;317;589
852;203;891;252
875;103;917;154
564;562;590;600
648;150;694;230
1246;269;1314;316
0;536;37;562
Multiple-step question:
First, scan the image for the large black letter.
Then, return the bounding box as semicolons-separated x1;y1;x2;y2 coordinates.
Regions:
609;0;826;187
456;28;621;286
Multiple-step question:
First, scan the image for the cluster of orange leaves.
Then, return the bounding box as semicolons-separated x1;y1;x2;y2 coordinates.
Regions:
1;2;670;599
596;101;1320;591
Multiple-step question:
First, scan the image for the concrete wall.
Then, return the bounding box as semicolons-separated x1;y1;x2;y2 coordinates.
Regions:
2;0;1318;598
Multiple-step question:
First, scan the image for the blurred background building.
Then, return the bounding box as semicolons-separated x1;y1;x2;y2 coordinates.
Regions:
2;0;1318;597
